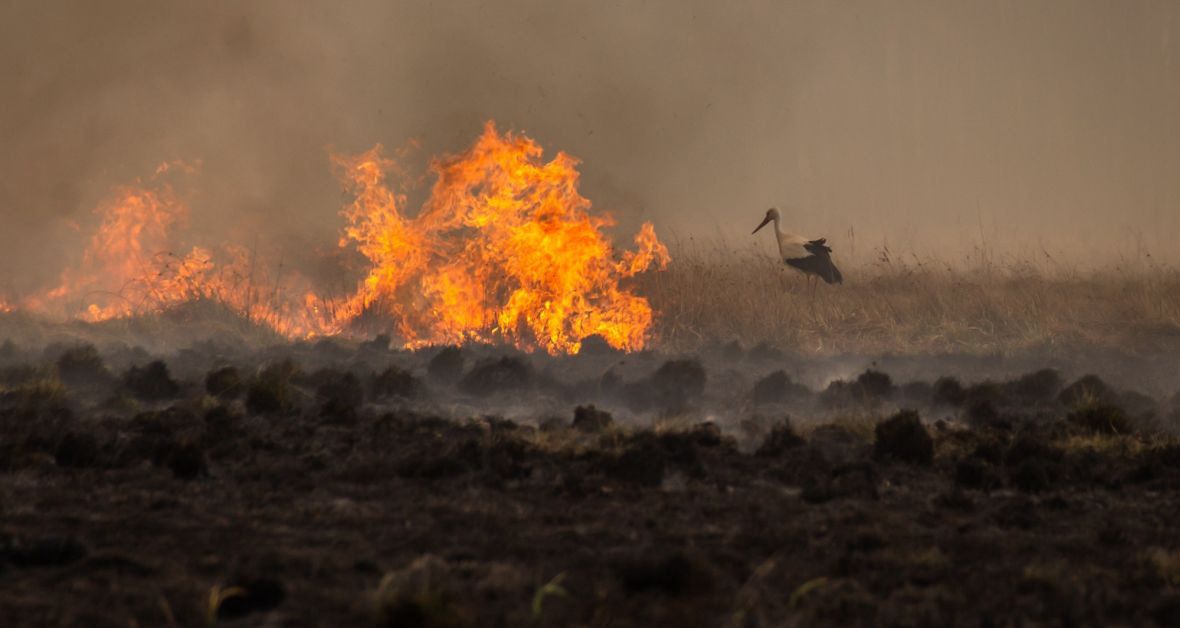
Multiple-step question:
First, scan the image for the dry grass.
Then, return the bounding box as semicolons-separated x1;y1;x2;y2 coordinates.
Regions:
635;240;1180;355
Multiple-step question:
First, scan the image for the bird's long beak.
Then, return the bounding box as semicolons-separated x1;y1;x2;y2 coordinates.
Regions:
752;216;772;234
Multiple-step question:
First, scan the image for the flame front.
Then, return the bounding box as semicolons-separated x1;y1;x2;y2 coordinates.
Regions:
330;122;669;353
8;122;670;354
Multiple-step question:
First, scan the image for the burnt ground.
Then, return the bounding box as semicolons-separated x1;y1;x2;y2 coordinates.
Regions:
2;338;1180;626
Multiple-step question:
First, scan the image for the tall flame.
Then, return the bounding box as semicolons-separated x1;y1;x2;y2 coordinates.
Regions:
328;122;669;353
10;122;669;354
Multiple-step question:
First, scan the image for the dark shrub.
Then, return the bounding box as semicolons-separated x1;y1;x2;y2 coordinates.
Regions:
246;360;299;415
123;361;180;401
1059;375;1117;406
55;344;108;385
720;340;744;361
315;371;364;407
650;359;707;411
371;366;419;400
963;381;1003;408
1067;403;1131;435
966;398;1000;426
900;381;933;405
753;370;808;405
1003;435;1062;468
756;420;806;456
427;346;465;383
603;440;666;487
1011;459;1050;493
954;458;996;490
578;334;617;356
747;342;785;362
856;369;895;400
458;357;533;397
572;404;613;433
932;377;966;406
874;410;933;466
204;366;243;399
361;333;392;351
1005;369;1062;404
55;432;99;468
820;380;855;408
167;443;206;480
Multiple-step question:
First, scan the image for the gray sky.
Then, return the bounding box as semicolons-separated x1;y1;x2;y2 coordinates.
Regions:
2;0;1178;291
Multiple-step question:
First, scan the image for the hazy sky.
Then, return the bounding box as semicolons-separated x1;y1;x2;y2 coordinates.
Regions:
2;0;1178;289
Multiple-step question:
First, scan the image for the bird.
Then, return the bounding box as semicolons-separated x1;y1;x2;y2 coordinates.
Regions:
752;207;843;291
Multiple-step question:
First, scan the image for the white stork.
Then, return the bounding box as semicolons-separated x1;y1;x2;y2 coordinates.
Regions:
752;207;843;290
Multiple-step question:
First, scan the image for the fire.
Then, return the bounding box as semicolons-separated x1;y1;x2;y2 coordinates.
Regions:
15;122;669;354
24;168;197;320
328;122;669;353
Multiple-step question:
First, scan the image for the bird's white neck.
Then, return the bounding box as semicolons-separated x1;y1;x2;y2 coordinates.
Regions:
770;214;791;259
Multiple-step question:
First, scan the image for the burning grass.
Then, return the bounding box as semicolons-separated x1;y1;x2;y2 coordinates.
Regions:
5;122;669;355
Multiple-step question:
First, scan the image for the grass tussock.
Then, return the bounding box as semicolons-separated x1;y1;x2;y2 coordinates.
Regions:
635;241;1180;354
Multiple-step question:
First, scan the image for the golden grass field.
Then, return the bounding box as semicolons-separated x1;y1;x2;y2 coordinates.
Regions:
639;239;1180;355
4;239;1180;359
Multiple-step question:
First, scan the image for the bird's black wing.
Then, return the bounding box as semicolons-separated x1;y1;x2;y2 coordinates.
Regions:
804;238;832;255
788;238;843;284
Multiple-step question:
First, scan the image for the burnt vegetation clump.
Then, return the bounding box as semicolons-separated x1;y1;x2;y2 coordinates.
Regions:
874;410;934;465
122;360;180;401
625;358;707;413
752;370;810;405
246;359;301;415
821;369;896;409
756;419;806;456
572;404;613;433
458;356;534;397
1059;374;1118;407
1067;402;1132;435
427;346;465;383
54;343;110;386
204;366;243;399
932;376;966;406
370;366;420;400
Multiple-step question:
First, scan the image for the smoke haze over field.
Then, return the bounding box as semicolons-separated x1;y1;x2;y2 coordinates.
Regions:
2;0;1180;292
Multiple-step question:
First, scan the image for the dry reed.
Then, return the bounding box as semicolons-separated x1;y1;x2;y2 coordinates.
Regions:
636;239;1180;355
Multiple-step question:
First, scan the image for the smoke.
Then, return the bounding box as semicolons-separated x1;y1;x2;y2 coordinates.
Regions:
2;0;1179;296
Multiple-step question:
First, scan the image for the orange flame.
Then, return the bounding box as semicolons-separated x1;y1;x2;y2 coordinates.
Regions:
26;169;195;320
328;122;669;353
17;122;669;354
